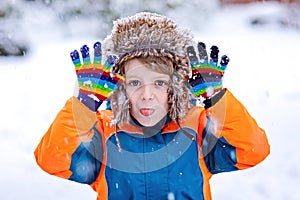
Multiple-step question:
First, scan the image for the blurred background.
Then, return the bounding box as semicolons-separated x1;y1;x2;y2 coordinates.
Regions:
1;0;299;57
0;0;300;199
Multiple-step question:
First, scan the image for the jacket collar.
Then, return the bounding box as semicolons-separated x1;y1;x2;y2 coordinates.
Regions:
119;114;180;135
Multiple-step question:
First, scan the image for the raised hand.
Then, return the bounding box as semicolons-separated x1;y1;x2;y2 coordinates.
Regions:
187;42;230;99
70;41;123;112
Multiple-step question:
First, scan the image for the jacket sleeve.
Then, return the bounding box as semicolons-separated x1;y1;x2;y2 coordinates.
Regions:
200;89;270;174
34;97;104;184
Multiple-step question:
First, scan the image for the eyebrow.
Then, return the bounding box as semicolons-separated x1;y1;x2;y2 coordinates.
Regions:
153;75;170;80
126;74;170;79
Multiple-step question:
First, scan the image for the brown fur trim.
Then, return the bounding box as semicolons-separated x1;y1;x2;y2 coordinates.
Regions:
110;84;130;126
102;12;193;73
112;49;190;77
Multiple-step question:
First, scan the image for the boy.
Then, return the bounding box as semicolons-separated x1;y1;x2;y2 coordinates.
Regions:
34;12;270;200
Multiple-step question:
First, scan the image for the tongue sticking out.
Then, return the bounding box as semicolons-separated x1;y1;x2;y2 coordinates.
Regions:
140;108;154;116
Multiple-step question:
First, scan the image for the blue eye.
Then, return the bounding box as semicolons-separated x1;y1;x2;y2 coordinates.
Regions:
155;80;167;87
129;80;140;86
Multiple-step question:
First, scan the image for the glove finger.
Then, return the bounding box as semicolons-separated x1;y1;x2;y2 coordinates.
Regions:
210;45;219;66
70;50;82;71
93;41;102;65
80;44;91;67
187;46;199;66
197;42;208;62
217;55;230;72
220;55;230;66
104;55;118;71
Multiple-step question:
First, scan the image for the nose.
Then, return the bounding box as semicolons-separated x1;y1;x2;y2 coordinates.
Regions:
141;84;154;100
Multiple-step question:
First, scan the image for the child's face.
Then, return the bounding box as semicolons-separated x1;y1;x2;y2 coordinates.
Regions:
124;58;170;127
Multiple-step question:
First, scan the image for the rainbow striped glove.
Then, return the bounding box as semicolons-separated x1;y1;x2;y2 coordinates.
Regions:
70;41;123;112
187;42;230;99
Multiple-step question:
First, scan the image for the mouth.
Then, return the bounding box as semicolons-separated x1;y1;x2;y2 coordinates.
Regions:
139;108;154;116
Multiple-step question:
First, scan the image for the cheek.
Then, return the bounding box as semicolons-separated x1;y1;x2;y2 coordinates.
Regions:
126;91;140;116
157;92;169;111
126;89;138;105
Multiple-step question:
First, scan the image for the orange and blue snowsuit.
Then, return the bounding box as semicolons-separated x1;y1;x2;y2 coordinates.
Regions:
34;89;270;200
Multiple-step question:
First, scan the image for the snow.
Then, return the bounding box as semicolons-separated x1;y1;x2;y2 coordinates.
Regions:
1;2;300;200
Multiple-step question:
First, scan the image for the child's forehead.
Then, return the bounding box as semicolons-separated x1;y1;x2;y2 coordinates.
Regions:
124;58;173;76
125;64;170;80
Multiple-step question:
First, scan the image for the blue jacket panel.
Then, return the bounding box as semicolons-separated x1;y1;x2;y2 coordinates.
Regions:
105;128;204;200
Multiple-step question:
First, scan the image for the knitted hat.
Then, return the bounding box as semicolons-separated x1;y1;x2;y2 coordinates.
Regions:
104;12;194;125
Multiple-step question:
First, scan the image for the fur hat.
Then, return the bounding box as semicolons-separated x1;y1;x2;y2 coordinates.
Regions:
104;12;194;126
103;12;193;75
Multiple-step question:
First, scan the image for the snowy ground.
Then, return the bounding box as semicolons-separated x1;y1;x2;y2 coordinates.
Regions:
1;2;300;200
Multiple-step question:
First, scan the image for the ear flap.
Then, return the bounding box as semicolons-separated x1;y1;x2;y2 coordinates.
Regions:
110;84;130;126
169;71;194;121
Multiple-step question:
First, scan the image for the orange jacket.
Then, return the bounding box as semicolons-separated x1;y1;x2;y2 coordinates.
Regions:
34;89;270;200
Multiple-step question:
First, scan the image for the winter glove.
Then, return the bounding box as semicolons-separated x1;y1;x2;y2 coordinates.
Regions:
70;41;123;112
187;42;230;99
